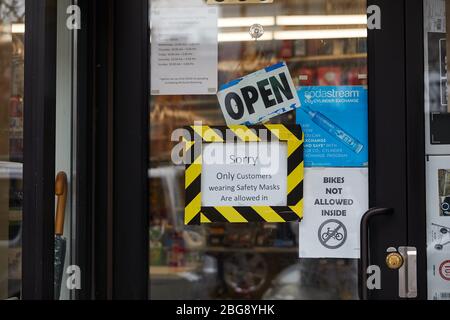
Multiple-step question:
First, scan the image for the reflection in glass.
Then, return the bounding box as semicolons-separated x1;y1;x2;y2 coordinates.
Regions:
0;0;25;299
149;0;366;300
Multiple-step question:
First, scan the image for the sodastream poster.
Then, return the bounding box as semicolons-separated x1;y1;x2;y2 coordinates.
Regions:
296;86;368;167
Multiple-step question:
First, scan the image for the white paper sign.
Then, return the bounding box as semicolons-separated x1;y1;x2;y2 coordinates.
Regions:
424;0;450;156
217;62;301;125
299;168;368;259
201;142;287;207
426;156;450;300
150;2;218;95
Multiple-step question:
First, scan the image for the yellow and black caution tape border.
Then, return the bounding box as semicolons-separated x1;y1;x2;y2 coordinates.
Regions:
184;124;303;225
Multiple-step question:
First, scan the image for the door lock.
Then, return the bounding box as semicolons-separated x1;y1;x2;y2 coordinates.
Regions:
386;252;404;270
385;247;417;298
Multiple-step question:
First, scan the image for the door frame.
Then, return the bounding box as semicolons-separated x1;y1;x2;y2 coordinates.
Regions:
23;0;104;300
404;0;427;300
366;0;427;300
23;0;426;299
366;0;409;299
23;0;151;300
110;0;150;299
115;0;427;300
23;0;57;300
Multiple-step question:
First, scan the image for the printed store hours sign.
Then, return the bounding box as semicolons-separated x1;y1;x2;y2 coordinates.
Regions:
217;62;301;125
183;125;304;225
150;3;218;95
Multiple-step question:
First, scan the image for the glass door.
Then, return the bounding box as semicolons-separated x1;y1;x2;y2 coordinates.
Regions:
149;0;370;300
104;0;431;300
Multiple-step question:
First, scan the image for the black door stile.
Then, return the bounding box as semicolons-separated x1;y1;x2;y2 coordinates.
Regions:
23;0;57;300
404;0;428;300
367;0;409;299
112;0;149;299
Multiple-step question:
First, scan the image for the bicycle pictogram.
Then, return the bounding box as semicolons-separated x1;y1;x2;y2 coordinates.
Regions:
318;219;347;249
321;227;344;241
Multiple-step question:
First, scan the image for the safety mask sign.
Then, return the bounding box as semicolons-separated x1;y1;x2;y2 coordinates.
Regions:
217;62;301;125
183;125;304;225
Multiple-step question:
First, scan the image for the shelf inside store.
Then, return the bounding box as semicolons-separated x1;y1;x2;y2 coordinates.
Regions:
218;53;367;71
202;246;297;254
288;52;367;63
149;266;199;279
149;247;296;278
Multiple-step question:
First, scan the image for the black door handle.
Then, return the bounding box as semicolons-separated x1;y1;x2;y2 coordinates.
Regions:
359;207;393;300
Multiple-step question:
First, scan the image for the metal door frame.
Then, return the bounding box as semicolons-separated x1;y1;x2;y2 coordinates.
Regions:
23;0;57;300
366;0;427;300
108;0;429;300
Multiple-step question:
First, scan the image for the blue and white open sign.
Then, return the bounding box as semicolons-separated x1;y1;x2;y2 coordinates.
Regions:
217;62;301;125
296;86;368;168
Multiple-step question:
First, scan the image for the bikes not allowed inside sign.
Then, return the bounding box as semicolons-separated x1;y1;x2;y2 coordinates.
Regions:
299;168;368;259
318;219;347;249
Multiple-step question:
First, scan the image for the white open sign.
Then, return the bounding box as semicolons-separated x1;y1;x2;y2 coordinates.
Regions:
217;62;300;125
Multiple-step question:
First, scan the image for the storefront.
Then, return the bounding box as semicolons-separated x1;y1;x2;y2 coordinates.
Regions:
0;0;448;300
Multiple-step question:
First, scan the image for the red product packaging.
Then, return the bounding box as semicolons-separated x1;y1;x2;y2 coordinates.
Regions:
279;40;293;59
297;68;316;86
347;67;368;85
317;67;342;86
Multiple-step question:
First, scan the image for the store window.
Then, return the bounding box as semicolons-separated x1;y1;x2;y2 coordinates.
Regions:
0;0;25;299
424;0;450;300
149;0;367;300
